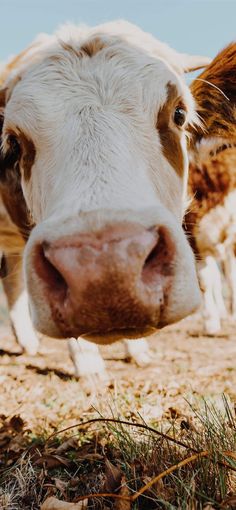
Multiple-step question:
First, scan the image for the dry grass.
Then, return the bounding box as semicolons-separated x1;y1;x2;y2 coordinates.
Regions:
1;396;236;509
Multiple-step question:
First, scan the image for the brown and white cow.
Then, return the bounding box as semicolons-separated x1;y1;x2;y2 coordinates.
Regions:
185;42;236;334
0;21;207;359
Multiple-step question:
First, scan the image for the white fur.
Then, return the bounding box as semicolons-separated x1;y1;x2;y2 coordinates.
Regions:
9;290;40;355
68;337;108;379
68;336;151;378
124;338;151;366
198;256;226;335
1;21;203;338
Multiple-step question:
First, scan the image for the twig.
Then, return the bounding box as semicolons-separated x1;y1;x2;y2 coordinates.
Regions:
74;449;236;504
46;417;195;452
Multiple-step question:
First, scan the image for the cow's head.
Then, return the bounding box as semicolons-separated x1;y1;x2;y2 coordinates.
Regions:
0;21;208;343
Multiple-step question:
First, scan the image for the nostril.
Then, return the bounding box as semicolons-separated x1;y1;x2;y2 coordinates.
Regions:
141;227;174;286
35;243;68;299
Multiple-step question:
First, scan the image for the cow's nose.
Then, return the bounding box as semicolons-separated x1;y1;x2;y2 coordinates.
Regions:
34;222;175;337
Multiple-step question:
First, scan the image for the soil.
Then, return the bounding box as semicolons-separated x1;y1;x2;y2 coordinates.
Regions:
1;286;236;435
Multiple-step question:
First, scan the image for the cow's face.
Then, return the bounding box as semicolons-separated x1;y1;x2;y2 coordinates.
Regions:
0;22;205;342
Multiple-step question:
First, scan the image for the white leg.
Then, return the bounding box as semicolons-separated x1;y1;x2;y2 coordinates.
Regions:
212;264;228;320
124;338;151;367
223;245;236;317
1;252;39;355
10;290;40;355
198;256;222;335
68;337;108;380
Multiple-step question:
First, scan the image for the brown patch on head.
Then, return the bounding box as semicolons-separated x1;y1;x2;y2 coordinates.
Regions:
0;46;34;85
0;38;46;87
157;82;185;176
60;37;106;59
184;146;236;255
4;129;36;182
0;126;33;241
190;42;236;146
80;37;106;57
18;131;36;181
0;88;6;108
0;168;32;242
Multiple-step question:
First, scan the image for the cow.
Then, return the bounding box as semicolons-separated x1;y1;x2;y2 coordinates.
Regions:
0;21;207;366
185;42;236;334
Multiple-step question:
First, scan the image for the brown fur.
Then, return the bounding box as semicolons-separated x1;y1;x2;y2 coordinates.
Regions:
0;202;25;254
4;127;36;182
0;88;6;108
0;40;44;87
184;43;236;256
80;37;106;57
157;83;185;176
18;130;36;181
60;37;106;60
184;147;236;254
190;42;236;145
0;124;32;243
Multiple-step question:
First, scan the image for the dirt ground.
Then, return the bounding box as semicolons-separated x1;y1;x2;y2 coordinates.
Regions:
1;285;236;436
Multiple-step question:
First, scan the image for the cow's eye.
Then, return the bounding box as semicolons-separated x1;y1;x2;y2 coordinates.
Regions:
8;135;21;162
173;107;186;127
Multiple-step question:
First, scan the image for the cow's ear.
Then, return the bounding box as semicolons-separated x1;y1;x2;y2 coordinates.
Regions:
181;54;211;73
152;40;211;74
155;40;211;74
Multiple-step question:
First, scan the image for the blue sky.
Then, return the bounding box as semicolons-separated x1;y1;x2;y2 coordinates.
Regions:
0;0;235;64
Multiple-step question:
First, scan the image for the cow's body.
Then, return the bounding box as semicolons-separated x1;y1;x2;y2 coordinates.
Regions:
185;43;236;333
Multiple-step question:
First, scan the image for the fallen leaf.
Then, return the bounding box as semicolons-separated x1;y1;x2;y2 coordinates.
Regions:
0;431;11;448
6;433;27;453
35;454;71;468
103;458;122;492
9;415;25;432
74;452;103;462
41;496;88;509
55;437;78;455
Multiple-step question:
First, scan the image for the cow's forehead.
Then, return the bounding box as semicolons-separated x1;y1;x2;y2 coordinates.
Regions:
6;32;189;112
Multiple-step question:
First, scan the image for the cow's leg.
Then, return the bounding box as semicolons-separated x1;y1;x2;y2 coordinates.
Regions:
68;337;109;381
123;338;151;366
223;245;236;318
198;255;222;334
212;266;228;320
1;253;39;355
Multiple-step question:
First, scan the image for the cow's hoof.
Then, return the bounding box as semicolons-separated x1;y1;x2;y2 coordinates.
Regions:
80;370;112;395
68;337;110;381
225;313;236;324
11;321;40;355
124;338;152;367
131;349;152;367
21;334;40;356
204;318;221;336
